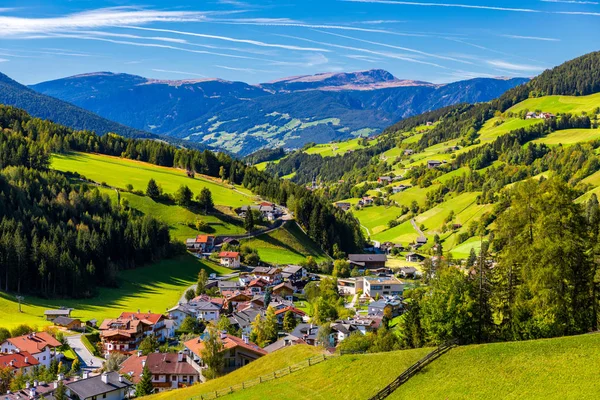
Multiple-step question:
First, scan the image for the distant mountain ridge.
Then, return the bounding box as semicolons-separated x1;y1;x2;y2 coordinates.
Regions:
0;72;154;139
30;70;529;155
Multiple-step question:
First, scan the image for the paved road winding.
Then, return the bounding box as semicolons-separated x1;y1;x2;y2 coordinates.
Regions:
66;334;104;371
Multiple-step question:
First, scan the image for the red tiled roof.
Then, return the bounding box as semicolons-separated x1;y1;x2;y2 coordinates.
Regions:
184;334;267;358
119;312;164;326
219;251;240;258
0;351;39;370
195;235;215;244
274;306;306;317
119;354;147;383
6;332;61;355
248;278;268;287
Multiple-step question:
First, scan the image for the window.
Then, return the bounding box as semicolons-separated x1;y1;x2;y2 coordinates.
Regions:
371;285;382;290
384;285;391;289
103;394;107;399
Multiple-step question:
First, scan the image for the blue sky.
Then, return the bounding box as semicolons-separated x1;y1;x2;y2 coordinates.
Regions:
0;0;599;85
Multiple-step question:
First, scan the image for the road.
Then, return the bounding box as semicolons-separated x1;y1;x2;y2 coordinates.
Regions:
66;334;104;371
411;218;426;240
178;271;241;304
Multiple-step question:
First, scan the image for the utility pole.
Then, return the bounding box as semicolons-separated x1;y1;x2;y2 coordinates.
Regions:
16;295;24;313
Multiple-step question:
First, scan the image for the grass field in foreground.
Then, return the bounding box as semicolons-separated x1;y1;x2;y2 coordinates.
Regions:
0;254;232;330
219;348;430;400
391;333;600;400
147;345;326;400
242;222;328;265
51;152;254;207
100;188;246;242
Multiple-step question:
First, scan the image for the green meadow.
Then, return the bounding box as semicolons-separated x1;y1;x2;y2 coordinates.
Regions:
304;137;377;158
51;152;254;207
508;92;600;115
0;254;232;330
532;128;600;145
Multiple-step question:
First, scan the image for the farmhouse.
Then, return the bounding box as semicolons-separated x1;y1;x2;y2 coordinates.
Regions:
274;306;306;325
252;266;283;283
185;235;216;253
348;254;387;269
0;351;39;375
65;371;133;400
377;176;392;185
219;251;241;268
392;185;409;194
0;332;61;368
334;202;351;211
44;309;72;321
184;333;266;378
405;252;426;263
404;149;414;156
281;265;307;281
119;352;200;391
52;316;83;331
272;281;295;300
427;160;442;169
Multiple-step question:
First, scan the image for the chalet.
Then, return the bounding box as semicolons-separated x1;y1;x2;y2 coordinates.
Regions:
252;267;283;283
377;176;392;185
223;291;252;310
263;334;307;353
281;265;307;281
219;251;241;268
526;111;538;119
337;316;382;335
1;332;61;368
44;309;72;321
404;149;414;156
99;319;145;357
398;266;422;279
348;254;387;269
362;196;374;206
52;317;83;331
247;278;269;295
426;121;433;126
218;280;242;292
363;277;404;299
329;323;359;346
185;235;216;253
184;333;266;379
427;160;442;169
229;308;264;336
120;352;199;391
0;351;39;375
274;306;306;325
334;202;351;211
272;281;295;300
540;112;556;119
65;371;132;400
168;301;221;326
290;324;321;346
119;312;167;339
368;295;403;317
405;252;426;263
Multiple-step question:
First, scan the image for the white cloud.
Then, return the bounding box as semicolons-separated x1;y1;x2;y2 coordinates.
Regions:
342;0;541;13
151;69;207;77
316;30;473;64
0;7;213;37
214;65;279;73
0;58;9;62
541;0;599;4
124;26;331;52
344;54;382;63
486;60;546;71
501;34;560;42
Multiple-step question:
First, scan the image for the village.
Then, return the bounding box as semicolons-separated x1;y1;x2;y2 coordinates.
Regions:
0;196;429;400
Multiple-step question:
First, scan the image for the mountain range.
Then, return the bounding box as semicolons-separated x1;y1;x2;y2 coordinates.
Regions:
29;70;528;155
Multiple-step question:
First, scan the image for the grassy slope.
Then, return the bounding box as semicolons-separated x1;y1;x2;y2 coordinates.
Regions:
508;92;600;115
242;222;328;265
220;348;430;400
147;345;326;400
391;333;600;400
532;128;600;145
352;205;404;235
51;152;254;207
304;138;377;158
0;254;232;329
101;188;245;242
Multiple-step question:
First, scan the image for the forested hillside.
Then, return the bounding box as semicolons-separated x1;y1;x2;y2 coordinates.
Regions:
0;105;363;299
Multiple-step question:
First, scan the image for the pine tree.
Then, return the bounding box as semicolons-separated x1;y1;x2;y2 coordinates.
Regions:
283;311;297;332
146;178;160;198
196;269;208;296
196;188;214;214
54;381;67;400
244;209;255;231
136;366;154;396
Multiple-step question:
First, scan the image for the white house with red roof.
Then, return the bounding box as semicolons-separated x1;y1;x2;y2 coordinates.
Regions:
218;251;241;268
0;332;61;368
186;235;216;253
0;351;39;375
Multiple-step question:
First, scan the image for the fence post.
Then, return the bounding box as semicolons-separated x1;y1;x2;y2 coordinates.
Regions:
308;358;311;366
289;366;292;374
273;372;276;379
259;376;262;383
215;391;218;398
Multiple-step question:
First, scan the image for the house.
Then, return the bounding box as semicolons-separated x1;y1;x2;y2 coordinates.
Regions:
186;235;216;253
362;196;374;206
337;317;382;335
348;254;387;269
426;121;433;126
218;280;242;293
219;251;241;268
329;323;359;346
0;351;39;375
252;267;283;283
427;160;442;169
4;376;77;400
411;236;428;249
52;317;83;331
184;333;266;379
368;296;403;317
405;252;426;263
392;185;409;194
334;202;351;211
337;278;364;295
119;352;200;391
363;277;404;299
398;266;422;279
168;301;221;327
98;319;146;357
247;278;269;295
1;332;61;368
274;306;306;325
272;281;295;300
263;334;307;353
44;309;72;321
65;371;132;400
229;308;263;336
377;176;392;185
290;324;321;346
540;112;556;119
223;291;252;310
119;312;167;340
404;149;414;156
526;111;538;119
281;265;307;281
